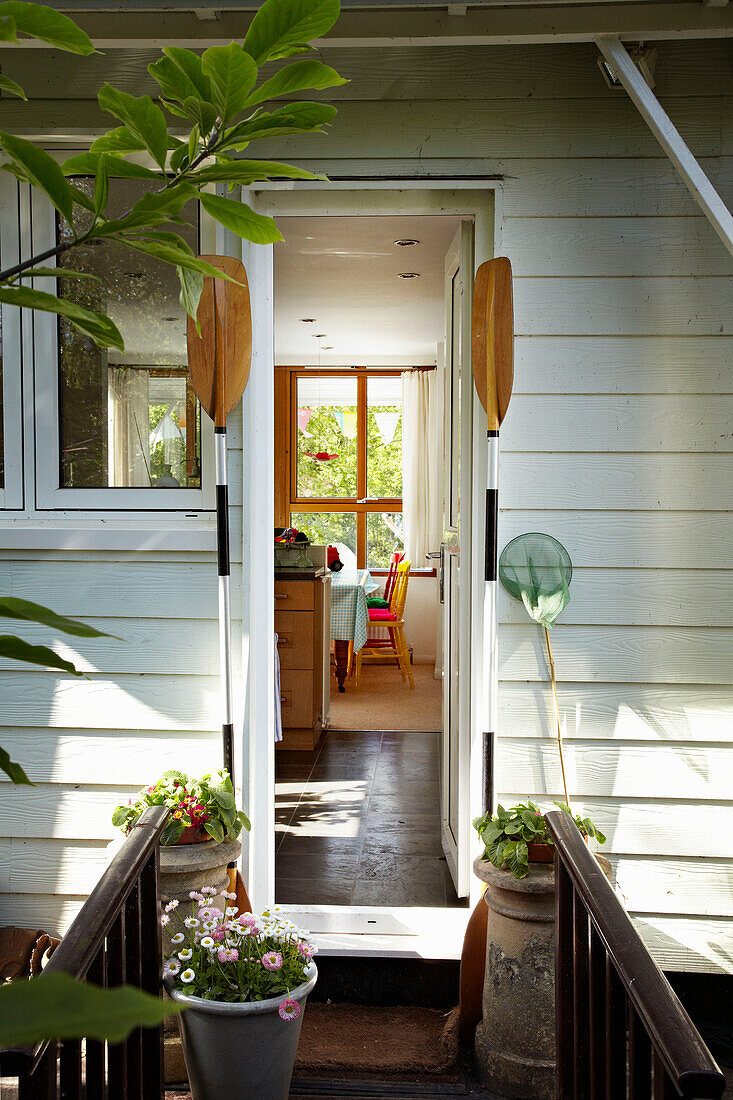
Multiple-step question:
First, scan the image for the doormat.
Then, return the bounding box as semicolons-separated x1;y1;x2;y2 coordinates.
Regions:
293;1003;461;1081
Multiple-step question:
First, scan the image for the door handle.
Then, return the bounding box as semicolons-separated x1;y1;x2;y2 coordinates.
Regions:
425;551;442;560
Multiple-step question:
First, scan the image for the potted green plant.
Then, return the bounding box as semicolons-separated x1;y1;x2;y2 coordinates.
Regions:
473;799;606;879
111;769;250;847
163;894;317;1100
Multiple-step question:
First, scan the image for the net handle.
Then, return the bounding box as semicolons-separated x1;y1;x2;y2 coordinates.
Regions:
544;626;571;811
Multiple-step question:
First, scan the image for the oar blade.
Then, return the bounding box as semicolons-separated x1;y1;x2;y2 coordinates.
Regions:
187;254;252;427
472;257;514;430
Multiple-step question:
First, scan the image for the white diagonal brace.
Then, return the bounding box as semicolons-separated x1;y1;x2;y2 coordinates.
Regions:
596;34;733;258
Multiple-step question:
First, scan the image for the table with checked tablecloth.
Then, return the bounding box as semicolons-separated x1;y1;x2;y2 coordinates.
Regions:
330;568;379;692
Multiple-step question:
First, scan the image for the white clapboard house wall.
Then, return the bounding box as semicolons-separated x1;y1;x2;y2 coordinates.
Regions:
0;35;730;972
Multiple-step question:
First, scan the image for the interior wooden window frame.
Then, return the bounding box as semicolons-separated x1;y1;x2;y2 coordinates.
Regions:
282;365;419;572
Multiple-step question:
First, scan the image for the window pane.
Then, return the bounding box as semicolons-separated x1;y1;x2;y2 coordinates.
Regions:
295;376;357;499
57;178;201;488
366;512;404;570
291;512;357;566
367;376;402;499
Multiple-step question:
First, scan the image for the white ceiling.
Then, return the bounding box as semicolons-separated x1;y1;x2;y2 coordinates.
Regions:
273;215;464;367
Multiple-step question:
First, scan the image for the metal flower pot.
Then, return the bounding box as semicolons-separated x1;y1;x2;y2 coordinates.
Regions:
166;963;317;1100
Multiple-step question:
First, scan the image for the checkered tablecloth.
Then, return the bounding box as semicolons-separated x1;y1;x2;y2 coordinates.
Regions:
330;569;378;653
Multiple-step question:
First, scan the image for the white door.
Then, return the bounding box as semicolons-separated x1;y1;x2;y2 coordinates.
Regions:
441;221;475;899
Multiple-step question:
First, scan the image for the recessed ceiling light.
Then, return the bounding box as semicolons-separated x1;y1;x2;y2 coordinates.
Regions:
124;271;145;279
321;346;334;350
394;239;420;247
163;316;179;322
313;333;327;338
300;318;316;323
398;272;420;279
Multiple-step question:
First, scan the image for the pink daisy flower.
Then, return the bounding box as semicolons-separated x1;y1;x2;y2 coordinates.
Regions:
297;941;316;960
218;947;239;963
212;927;227;942
160;913;170;927
262;952;283;971
278;998;300;1022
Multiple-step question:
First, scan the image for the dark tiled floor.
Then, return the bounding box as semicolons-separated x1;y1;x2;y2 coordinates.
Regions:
275;730;466;908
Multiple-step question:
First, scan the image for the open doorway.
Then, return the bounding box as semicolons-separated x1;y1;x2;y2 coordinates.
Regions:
272;211;469;910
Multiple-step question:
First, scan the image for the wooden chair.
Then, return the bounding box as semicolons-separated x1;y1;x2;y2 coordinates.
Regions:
383;550;405;606
355;560;414;689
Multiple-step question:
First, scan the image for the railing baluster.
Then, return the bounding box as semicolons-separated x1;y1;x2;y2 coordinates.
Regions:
139;846;164;1100
556;856;575;1100
22;1043;56;1100
589;928;607;1100
629;1006;653;1098
59;1039;81;1100
605;960;626;1100
124;879;143;1100
107;909;128;1100
86;943;108;1099
653;1051;681;1100
573;892;591;1100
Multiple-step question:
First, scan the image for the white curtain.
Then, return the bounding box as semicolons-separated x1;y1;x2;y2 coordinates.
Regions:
108;367;151;487
401;369;441;567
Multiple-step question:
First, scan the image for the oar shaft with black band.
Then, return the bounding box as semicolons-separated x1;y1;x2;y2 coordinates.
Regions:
187;255;252;789
215;426;235;782
483;429;499;813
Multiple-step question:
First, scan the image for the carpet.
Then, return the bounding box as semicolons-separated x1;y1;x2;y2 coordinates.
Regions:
330;664;442;732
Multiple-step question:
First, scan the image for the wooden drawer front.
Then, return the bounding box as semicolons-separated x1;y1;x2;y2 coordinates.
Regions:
274;580;314;612
275;611;314;670
279;669;313;728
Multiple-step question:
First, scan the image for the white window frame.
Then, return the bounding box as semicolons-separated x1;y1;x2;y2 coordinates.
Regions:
0;174;26;511
30;188;215;512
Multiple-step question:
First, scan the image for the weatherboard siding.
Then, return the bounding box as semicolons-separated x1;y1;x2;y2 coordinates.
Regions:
0;37;730;971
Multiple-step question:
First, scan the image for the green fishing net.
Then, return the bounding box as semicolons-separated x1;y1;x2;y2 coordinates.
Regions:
499;533;572;629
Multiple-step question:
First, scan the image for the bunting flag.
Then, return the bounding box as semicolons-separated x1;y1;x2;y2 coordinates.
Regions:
297;408;313;434
149;407;183;448
341;410;358;439
374;410;400;445
332;409;344;433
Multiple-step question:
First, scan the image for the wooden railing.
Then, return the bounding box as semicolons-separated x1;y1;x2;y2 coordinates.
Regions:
0;804;169;1099
546;810;725;1100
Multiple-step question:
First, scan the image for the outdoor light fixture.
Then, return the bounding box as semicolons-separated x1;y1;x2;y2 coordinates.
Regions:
597;43;657;90
398;272;420;279
394;239;420;247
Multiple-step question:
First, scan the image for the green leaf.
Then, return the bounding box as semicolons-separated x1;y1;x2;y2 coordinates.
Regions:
0;284;124;350
94;154;109;215
18;267;100;281
237;809;251;832
192;159;322;184
91;128;183;156
0;634;82;675
0;72;26;100
98;85;169;171
204;818;224;844
97;182;196;234
0;745;31;784
504;839;529;879
122;237;245;283
111;805;131;827
243;0;340;65
202;42;257;122
0;2;94;54
200;193;283;244
61;152;162;181
177;264;203;327
246;58;346;107
0;972;181;1048
0;14;16;42
0;131;74;222
0;596;118;639
153;47;212;105
224;101;336;145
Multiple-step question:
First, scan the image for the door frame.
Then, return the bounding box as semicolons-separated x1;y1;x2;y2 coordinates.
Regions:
242;178;502;958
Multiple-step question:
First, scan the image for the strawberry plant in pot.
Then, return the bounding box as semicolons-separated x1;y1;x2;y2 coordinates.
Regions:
112;770;250;847
473;800;606;880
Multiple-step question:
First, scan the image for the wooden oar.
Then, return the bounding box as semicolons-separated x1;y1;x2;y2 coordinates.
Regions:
459;257;514;1049
187;255;252;789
